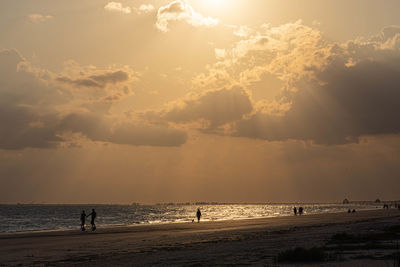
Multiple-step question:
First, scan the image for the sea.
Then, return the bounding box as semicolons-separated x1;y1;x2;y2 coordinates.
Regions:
0;202;383;233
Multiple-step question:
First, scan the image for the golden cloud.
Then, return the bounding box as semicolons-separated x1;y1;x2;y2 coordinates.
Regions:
156;0;218;32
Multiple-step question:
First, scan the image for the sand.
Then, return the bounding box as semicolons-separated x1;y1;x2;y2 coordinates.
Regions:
1;209;399;266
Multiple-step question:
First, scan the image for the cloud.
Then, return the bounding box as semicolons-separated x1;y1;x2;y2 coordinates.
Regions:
0;49;187;149
147;22;400;145
106;3;154;15
105;122;187;147
0;49;65;106
135;4;155;14
0;108;187;149
214;48;226;60
58;113;187;147
156;0;218;32
192;21;324;91
230;25;400;144
145;86;253;130
56;70;130;89
0;105;61;150
54;64;138;108
28;14;53;23
104;2;132;14
57;76;102;88
231;25;253;38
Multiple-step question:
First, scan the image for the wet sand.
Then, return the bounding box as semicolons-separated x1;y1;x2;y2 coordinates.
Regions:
1;209;399;266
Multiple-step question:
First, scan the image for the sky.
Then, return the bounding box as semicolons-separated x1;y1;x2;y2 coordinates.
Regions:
1;0;400;204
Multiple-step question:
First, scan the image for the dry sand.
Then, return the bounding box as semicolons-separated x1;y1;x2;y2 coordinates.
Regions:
1;209;399;266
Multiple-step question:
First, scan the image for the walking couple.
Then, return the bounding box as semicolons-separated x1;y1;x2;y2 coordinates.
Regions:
80;209;97;231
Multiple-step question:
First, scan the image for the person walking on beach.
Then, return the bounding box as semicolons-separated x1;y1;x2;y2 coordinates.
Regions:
80;210;86;231
299;207;303;215
196;208;201;223
87;209;97;231
293;207;297;216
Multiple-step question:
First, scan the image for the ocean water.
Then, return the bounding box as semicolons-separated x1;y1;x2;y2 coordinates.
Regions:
0;203;381;233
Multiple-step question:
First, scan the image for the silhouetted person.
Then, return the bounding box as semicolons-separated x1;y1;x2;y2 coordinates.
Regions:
352;209;356;213
299;207;303;215
196;208;201;223
293;207;297;216
348;209;351;213
87;209;97;231
80;210;86;231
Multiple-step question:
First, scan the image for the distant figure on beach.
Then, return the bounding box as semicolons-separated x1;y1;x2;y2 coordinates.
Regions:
352;209;356;213
80;210;86;231
298;207;303;215
87;209;97;231
293;207;297;216
196;208;201;223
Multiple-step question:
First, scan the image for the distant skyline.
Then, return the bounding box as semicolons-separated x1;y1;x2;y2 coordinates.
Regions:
1;0;400;203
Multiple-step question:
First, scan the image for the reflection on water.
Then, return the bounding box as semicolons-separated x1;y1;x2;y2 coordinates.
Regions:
0;203;380;233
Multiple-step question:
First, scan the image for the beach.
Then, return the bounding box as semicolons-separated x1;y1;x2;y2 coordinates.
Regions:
1;209;399;266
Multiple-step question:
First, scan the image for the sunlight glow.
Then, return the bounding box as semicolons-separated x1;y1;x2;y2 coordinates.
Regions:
204;0;226;8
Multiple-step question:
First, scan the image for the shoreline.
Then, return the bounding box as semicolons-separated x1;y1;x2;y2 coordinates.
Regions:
0;206;385;237
1;209;399;266
0;209;397;238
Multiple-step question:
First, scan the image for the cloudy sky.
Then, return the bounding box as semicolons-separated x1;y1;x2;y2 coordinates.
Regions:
1;0;400;204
